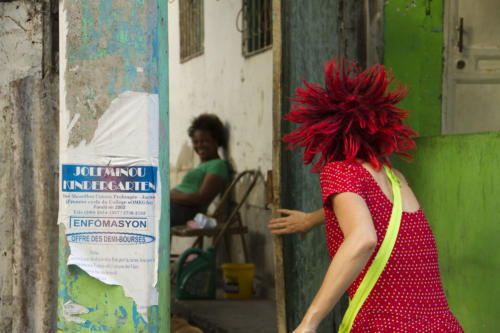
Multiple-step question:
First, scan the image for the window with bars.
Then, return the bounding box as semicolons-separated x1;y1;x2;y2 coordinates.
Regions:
179;0;204;63
242;0;272;57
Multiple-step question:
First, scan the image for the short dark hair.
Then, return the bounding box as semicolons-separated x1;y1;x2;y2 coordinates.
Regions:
188;114;227;148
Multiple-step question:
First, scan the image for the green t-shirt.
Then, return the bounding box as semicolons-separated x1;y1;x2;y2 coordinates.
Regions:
174;159;229;212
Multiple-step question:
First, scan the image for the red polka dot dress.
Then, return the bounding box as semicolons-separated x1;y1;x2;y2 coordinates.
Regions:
320;161;463;332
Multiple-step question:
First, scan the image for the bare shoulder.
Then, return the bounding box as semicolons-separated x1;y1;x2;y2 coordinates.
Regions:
392;168;409;185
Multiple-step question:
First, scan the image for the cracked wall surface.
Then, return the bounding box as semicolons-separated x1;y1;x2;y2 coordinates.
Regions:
0;2;43;86
0;2;59;332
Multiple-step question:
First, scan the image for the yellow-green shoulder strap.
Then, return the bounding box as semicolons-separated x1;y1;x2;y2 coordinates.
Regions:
338;166;402;332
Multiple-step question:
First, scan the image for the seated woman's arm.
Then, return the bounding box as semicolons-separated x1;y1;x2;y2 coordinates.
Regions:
170;173;224;207
293;193;377;333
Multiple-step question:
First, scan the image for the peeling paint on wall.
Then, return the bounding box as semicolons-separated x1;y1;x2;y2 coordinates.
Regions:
58;0;163;331
59;92;160;320
63;300;90;324
63;0;158;146
58;230;160;332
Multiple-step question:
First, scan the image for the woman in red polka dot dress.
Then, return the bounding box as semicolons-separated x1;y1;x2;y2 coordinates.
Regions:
269;58;463;332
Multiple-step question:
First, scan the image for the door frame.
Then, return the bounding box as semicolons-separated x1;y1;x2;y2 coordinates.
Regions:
271;1;287;332
442;0;454;134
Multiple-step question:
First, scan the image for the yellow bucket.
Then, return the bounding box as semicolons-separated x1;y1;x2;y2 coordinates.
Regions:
221;263;255;299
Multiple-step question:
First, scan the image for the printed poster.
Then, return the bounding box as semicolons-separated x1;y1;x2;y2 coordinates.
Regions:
59;92;160;318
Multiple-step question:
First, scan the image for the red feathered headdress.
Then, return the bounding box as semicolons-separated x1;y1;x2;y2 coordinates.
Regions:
283;57;417;172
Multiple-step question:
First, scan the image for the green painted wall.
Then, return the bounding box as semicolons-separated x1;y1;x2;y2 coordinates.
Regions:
392;133;500;332
384;0;443;137
281;2;341;332
385;2;500;330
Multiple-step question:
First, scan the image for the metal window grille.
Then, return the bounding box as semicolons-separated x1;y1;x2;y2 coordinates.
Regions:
179;0;204;63
242;0;272;57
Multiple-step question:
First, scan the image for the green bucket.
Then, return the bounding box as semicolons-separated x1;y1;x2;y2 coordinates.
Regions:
175;246;216;300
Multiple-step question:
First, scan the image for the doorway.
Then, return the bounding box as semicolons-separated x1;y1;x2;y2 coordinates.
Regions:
443;0;500;134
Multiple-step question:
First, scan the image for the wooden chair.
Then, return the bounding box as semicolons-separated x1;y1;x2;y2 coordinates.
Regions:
170;170;259;263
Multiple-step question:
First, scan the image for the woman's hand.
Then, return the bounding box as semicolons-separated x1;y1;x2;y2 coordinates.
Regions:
292;321;317;333
268;209;311;236
268;208;324;239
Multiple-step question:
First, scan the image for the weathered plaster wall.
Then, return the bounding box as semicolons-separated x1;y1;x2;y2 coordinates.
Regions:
383;0;443;137
392;133;500;332
58;0;167;331
0;1;59;332
0;2;42;86
62;0;159;146
168;1;274;296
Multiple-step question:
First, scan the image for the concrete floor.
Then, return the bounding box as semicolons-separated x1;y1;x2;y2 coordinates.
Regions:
172;289;277;333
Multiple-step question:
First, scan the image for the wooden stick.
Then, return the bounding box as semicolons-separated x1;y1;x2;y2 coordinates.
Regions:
272;1;287;332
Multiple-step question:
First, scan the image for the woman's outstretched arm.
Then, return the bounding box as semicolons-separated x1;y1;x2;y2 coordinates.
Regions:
293;192;377;333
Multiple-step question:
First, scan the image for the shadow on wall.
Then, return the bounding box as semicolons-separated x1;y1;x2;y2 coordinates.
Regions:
170;141;197;186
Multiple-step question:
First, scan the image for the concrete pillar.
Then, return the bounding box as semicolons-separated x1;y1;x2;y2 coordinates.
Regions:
57;0;169;331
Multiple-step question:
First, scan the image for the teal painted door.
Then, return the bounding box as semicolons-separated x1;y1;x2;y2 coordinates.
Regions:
280;2;341;332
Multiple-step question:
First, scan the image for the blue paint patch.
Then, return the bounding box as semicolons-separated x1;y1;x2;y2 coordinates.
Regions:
132;303;147;328
58;229;73;323
116;306;128;320
68;0;157;93
81;320;92;328
131;303;158;332
431;27;443;33
147;6;159;94
98;322;107;331
148;305;159;332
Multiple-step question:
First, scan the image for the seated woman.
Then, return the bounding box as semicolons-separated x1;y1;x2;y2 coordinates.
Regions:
170;114;229;227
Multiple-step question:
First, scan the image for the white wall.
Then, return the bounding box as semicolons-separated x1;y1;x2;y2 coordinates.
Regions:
168;0;274;297
168;0;272;176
